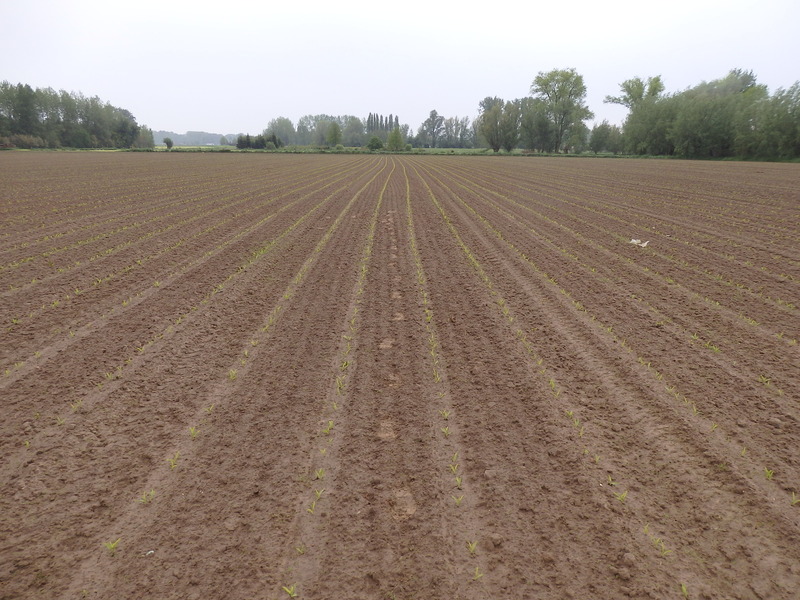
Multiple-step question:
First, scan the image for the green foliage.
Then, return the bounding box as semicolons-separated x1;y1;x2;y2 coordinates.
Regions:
0;81;146;148
164;137;174;150
326;121;342;147
386;126;404;151
615;69;800;159
367;136;383;150
530;68;593;152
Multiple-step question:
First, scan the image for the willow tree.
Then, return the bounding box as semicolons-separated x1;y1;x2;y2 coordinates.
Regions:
530;68;593;152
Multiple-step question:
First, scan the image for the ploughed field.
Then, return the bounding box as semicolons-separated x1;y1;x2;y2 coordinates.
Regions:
1;152;799;599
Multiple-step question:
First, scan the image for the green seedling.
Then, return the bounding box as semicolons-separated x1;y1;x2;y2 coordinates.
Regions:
189;426;199;440
453;495;464;506
681;583;689;598
710;423;718;431
322;420;334;435
314;489;324;500
439;409;450;420
607;475;617;486
307;501;316;514
452;452;459;462
295;545;305;555
104;538;121;556
138;490;156;504
282;584;298;598
614;490;628;502
758;374;771;386
467;540;478;555
455;476;463;489
314;468;325;480
441;426;450;438
71;399;83;412
167;452;179;469
23;440;30;448
764;468;774;481
204;404;214;414
791;492;799;506
228;369;237;381
741;447;747;457
449;464;459;474
473;566;484;581
55;416;65;426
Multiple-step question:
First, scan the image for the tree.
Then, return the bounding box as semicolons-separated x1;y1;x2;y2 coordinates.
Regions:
367;136;383;150
164;137;173;150
530;68;593;152
422;109;444;147
326;122;342;147
478;97;504;152
386;126;403;151
342;116;365;147
219;136;229;146
520;97;555;152
265;117;296;146
500;100;522;152
605;76;664;109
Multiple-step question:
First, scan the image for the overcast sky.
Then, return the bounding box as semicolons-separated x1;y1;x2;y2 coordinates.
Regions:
2;0;798;135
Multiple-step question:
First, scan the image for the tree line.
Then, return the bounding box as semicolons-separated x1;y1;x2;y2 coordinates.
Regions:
0;81;153;149
4;69;798;159
472;68;799;159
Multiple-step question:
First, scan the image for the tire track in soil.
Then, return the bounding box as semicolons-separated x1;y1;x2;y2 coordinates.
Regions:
404;158;662;599
0;156;369;370
409;156;800;599
269;158;396;600
0;157;375;437
0;157;386;600
54;157;391;600
421;158;800;475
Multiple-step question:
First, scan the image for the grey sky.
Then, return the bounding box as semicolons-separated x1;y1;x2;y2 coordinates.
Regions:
2;0;798;135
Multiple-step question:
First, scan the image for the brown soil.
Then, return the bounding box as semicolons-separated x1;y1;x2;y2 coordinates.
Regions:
1;153;799;600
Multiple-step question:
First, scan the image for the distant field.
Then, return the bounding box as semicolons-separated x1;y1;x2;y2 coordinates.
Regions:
2;152;799;599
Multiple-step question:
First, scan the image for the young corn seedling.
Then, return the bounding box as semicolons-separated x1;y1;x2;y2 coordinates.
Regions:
449;463;459;474
314;489;324;500
104;538;121;556
764;468;774;481
681;583;689;598
138;489;156;504
614;490;628;503
282;584;298;598
467;540;478;555
791;492;799;506
167;452;179;470
439;409;450;420
322;420;334;435
314;468;325;480
441;426;450;438
228;369;237;381
453;495;464;506
189;426;199;440
473;567;484;581
307;501;316;514
455;476;463;489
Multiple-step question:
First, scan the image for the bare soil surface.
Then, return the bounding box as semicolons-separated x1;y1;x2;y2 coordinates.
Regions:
1;153;799;599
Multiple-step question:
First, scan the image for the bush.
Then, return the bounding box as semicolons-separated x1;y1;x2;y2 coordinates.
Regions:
367;136;383;151
9;134;47;149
